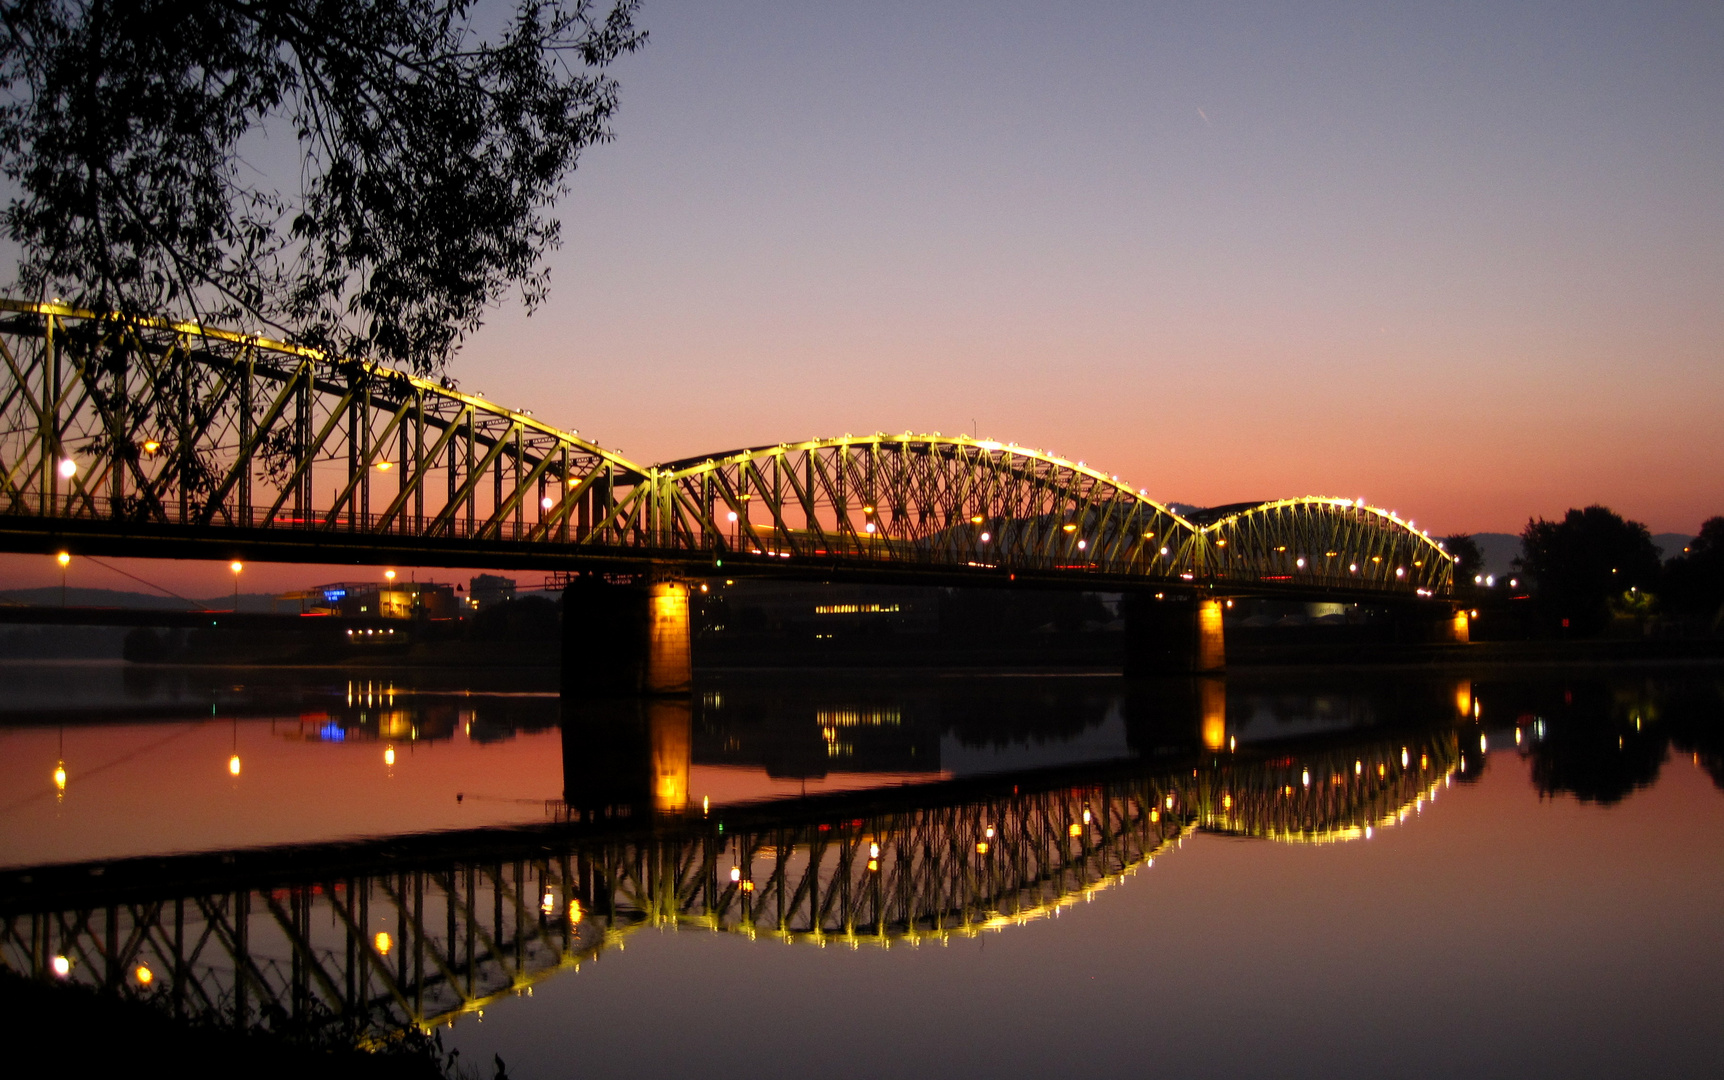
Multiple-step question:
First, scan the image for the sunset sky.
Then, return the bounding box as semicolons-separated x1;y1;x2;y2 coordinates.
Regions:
3;0;1721;595
466;1;1721;531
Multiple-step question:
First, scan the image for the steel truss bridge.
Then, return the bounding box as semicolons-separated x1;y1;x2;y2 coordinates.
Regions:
0;728;1461;1044
0;301;1453;598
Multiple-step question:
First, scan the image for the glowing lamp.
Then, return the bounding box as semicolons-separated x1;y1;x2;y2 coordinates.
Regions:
375;931;392;955
51;955;71;977
134;965;154;986
228;754;241;776
53;763;66;790
57;458;76;479
384;746;395;766
56;551;70;567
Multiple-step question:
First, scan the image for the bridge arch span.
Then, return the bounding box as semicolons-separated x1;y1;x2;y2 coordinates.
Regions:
0;299;649;547
645;433;1205;576
1188;497;1455;595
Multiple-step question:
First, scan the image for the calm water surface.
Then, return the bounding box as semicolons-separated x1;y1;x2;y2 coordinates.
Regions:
2;661;1721;1078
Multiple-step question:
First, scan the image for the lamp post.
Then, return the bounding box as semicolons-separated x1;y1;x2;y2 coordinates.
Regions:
230;561;243;611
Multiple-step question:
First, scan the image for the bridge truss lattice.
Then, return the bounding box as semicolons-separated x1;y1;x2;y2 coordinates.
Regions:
0;301;1453;595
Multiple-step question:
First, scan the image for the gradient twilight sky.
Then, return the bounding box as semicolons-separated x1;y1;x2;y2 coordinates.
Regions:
453;0;1721;534
3;1;1721;596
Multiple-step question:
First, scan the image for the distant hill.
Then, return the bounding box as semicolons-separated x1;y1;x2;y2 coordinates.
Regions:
1458;531;1695;578
1654;533;1699;560
0;586;283;612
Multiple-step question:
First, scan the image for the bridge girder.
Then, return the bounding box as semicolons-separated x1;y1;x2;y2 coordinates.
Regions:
0;300;1454;597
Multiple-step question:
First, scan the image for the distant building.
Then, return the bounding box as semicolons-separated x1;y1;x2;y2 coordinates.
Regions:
469;574;517;610
276;580;460;620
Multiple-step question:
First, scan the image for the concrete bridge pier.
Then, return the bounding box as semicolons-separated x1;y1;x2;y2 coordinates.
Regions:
1122;594;1226;677
561;574;694;696
1387;603;1471;644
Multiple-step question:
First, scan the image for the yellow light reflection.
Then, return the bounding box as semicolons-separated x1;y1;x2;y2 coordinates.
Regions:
228;754;241;776
53;762;66;790
384;746;396;766
569;899;583;922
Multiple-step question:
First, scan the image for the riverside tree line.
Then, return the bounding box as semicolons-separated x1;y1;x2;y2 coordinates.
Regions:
1444;509;1724;637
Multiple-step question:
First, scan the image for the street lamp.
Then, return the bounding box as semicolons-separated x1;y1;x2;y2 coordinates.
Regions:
230;561;243;610
56;551;70;606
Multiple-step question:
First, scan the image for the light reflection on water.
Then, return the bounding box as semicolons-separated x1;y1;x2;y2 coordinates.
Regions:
1;663;1722;1078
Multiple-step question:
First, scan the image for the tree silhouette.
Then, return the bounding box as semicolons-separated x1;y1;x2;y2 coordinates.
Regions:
1660;517;1724;629
1442;533;1485;586
0;0;644;375
1517;506;1661;635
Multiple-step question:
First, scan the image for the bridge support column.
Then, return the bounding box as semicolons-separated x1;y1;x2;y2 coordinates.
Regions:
1389;603;1471;643
561;575;693;696
1123;595;1226;676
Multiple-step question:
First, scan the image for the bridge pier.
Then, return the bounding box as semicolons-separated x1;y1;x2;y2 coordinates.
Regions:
561;575;693;696
1388;603;1471;644
1122;595;1226;677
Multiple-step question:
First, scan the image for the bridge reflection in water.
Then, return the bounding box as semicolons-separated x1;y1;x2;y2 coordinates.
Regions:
0;692;1464;1047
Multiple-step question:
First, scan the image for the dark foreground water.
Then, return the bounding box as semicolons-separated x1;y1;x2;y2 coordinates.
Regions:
2;661;1722;1078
